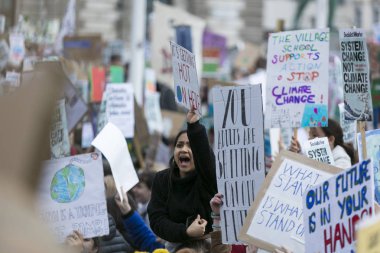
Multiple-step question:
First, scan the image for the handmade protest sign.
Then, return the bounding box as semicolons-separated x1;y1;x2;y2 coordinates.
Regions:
265;29;330;128
339;28;373;121
144;91;163;134
105;83;134;138
357;214;380;253
151;2;205;88
239;150;342;252
357;129;380;204
63;35;102;64
92;122;139;199
38;152;109;242
304;137;335;165
50;99;70;159
339;103;357;146
303;159;374;253
170;41;201;115
213;84;265;244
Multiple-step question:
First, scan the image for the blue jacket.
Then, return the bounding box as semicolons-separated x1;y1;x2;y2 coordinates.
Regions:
122;210;164;252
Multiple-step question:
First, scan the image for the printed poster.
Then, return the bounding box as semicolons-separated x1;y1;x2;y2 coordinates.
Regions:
50;99;70;159
38;152;109;242
213;84;265;244
304;137;335;165
339;103;357;146
170;41;201;115
304;159;374;253
265;29;330;128
339;28;373;121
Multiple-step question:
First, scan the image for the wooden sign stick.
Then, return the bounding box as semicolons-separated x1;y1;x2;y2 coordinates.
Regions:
358;121;367;160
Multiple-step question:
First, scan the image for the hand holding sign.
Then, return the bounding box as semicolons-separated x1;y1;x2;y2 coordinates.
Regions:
115;186;132;215
187;105;200;124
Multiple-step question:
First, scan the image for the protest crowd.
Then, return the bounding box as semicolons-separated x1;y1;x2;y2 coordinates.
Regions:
2;1;380;253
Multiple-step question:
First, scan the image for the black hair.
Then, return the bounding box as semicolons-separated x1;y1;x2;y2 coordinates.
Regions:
137;170;156;190
166;129;188;207
320;119;358;164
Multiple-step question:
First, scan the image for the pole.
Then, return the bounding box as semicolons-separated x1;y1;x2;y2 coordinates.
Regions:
316;0;328;28
129;0;146;106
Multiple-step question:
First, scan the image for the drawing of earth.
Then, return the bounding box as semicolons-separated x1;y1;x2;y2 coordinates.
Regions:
50;164;85;203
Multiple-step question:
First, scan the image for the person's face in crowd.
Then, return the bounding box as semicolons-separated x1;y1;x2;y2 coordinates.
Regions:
83;238;98;253
174;132;195;178
132;182;151;204
309;127;335;150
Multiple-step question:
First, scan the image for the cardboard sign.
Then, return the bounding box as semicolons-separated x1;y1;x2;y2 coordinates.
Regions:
304;137;335;165
339;29;373;121
151;2;205;88
37;152;109;242
170;41;201;114
144;91;163;134
161;110;186;139
239;150;342;252
357;129;380;204
106;83;134;138
339;103;357;145
265;29;330;128
50;99;70;159
213;84;265;244
357;214;380;253
91;123;139;199
304;159;374;253
90;66;106;103
34;61;88;132
63;35;102;63
109;66;124;83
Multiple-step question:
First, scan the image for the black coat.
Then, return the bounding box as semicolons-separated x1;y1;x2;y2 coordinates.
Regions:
148;121;217;243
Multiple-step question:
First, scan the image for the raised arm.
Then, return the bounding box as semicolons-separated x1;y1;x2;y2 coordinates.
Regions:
186;108;217;193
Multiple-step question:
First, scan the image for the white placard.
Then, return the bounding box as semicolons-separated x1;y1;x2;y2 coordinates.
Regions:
265;29;330;128
339;28;373;121
144;91;163;134
9;33;25;66
213;84;265;244
170;41;201;115
91;122;139;199
81;122;94;148
5;71;20;87
304;159;374;253
304;137;335;165
38;152;109;242
106;84;134;138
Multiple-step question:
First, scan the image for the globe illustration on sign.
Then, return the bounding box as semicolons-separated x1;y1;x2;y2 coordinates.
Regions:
50;164;85;203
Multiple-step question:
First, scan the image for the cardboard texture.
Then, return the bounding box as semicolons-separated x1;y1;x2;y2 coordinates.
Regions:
239;150;342;252
63;34;103;64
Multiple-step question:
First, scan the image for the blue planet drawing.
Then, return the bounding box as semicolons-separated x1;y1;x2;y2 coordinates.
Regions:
176;85;183;102
50;164;85;203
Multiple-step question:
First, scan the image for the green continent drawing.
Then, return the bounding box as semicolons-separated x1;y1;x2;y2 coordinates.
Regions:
50;164;85;203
